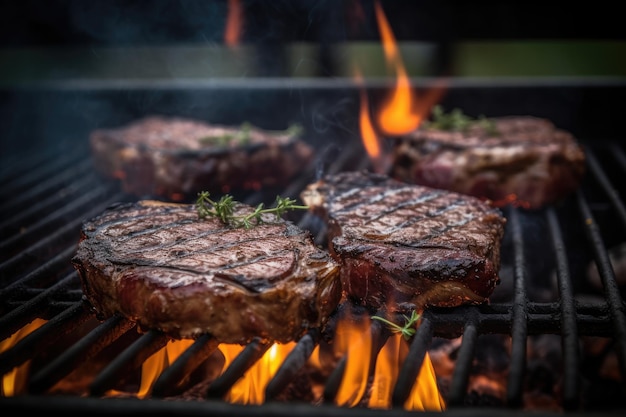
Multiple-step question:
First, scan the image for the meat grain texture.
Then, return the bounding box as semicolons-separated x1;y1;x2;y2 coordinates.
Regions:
90;116;314;201
301;171;507;312
72;200;342;344
390;116;586;210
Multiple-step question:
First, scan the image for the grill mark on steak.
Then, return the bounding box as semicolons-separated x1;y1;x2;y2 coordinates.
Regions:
333;186;445;216
72;200;342;343
301;170;506;313
109;231;304;291
348;195;475;238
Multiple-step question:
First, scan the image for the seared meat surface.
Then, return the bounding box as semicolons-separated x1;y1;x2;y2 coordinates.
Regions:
390;116;586;210
301;171;506;312
90;116;314;202
72;200;342;344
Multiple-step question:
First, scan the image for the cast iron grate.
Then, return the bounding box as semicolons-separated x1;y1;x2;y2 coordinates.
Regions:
1;135;626;415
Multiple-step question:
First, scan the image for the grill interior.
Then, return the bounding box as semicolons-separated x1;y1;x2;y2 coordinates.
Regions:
1;80;626;415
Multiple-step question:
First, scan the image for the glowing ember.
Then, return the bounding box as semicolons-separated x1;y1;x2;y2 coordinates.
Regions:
490;194;532;209
0;318;47;397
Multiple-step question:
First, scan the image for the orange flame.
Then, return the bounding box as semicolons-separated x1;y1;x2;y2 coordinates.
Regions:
355;69;388;174
1;318;47;397
219;342;296;404
334;312;372;407
224;0;243;47
373;0;446;136
334;313;445;411
135;339;194;398
404;351;446;411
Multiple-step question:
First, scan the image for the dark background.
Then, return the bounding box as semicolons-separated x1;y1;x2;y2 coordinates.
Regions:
1;0;625;47
1;0;626;162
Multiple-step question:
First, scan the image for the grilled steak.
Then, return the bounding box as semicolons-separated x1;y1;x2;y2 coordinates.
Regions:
90;116;314;202
389;115;586;210
71;200;342;344
301;170;507;312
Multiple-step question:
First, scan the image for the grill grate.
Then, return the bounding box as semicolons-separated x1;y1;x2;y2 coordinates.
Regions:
2;124;626;415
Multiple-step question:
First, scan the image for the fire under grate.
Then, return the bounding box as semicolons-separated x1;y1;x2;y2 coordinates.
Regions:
1;82;626;416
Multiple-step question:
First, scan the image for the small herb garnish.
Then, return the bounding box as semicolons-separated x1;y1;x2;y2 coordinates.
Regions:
196;191;308;229
199;122;304;147
199;122;252;147
424;105;499;135
371;310;420;341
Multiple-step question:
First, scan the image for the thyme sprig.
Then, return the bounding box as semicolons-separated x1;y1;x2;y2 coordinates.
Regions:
196;191;308;229
371;310;421;341
424;105;498;135
199;122;252;147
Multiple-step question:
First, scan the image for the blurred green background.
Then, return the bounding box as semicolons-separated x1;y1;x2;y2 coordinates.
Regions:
1;40;625;85
1;1;625;85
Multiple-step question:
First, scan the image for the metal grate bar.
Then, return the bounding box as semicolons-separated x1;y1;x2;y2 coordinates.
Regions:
322;353;347;404
0;147;88;214
0;191;126;280
0;245;77;291
0;150;53;191
0;164;100;235
391;315;434;408
0;182;120;258
0;272;79;341
609;142;626;175
321;317;387;406
205;338;272;400
89;329;170;397
446;308;479;407
584;145;626;233
505;207;529;408
151;334;219;398
0;302;91;374
576;190;626;381
546;208;581;410
265;329;320;401
28;315;136;394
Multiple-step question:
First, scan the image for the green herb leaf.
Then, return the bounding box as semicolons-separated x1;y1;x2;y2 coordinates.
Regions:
196;192;308;229
424;105;498;135
371;310;421;340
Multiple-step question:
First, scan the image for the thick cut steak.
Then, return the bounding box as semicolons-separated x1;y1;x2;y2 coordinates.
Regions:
389;116;586;210
72;200;342;344
90;116;314;202
301;171;507;312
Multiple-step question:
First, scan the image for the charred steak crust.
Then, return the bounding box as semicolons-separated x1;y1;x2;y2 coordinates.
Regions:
389;116;586;210
71;200;342;344
90;116;315;201
301;171;507;312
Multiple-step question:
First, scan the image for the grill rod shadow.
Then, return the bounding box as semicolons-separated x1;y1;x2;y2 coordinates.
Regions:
546;207;581;410
28;315;136;394
505;206;529;408
89;329;170;397
151;334;220;398
576;190;626;381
